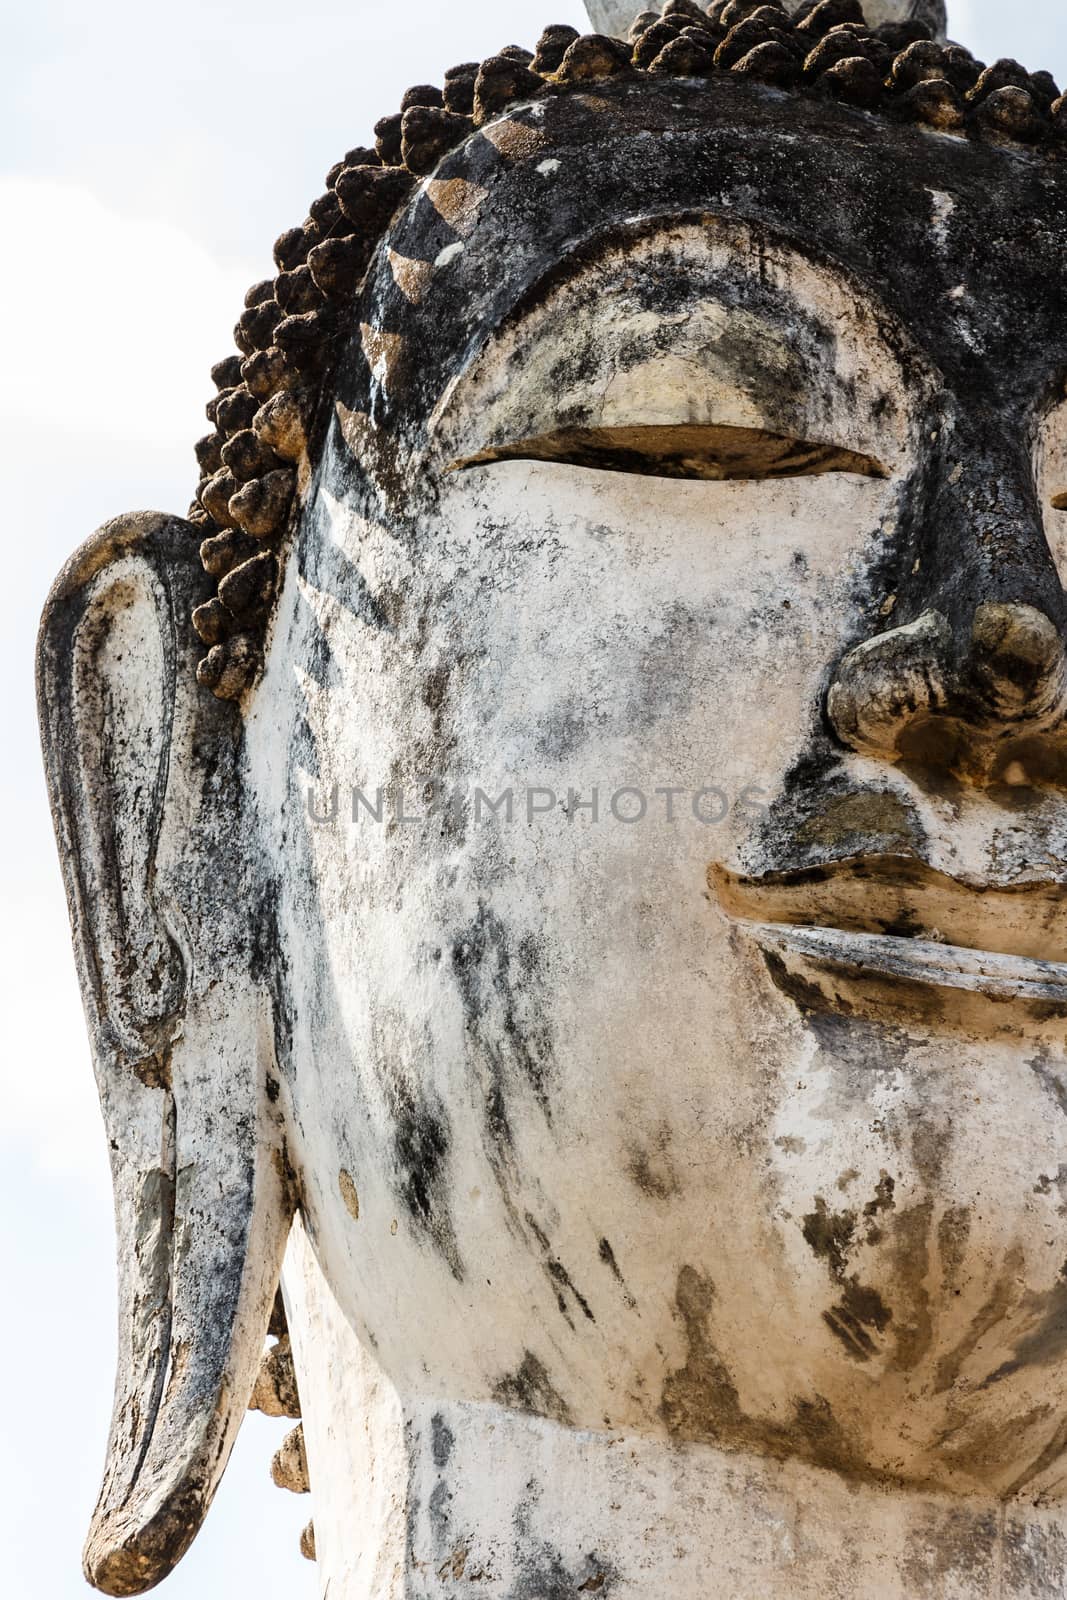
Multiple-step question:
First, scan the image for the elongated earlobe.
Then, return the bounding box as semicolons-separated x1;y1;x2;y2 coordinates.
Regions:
37;512;295;1595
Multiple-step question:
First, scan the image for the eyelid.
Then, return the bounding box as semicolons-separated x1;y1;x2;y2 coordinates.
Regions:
447;423;888;483
1051;490;1067;511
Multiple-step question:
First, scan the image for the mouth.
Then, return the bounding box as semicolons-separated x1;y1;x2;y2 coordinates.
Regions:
710;855;1067;1005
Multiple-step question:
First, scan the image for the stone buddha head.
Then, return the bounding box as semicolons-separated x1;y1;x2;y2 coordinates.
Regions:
37;1;1067;1594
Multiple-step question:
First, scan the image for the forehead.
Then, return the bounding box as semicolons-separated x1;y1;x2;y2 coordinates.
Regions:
340;77;1067;440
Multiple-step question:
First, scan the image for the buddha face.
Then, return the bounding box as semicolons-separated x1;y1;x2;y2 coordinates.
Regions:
246;78;1067;1497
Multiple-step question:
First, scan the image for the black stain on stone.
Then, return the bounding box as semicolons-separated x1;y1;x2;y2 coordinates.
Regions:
485;1078;514;1153
823;1278;892;1363
385;1065;463;1281
802;1197;857;1279
801;1191;894;1364
1029;1048;1067;1118
864;1172;896;1218
1003;1515;1067;1585
659;1265;877;1482
901;1509;999;1594
1005;1411;1067;1496
524;1211;596;1327
659;1266;743;1441
627;601;705;735
507;1482;617;1599
428;1477;451;1551
524;1211;551;1251
451;902;555;1118
430;1412;454;1469
508;1543;617;1600
395;1098;447;1238
297;507;391;632
885;1199;934;1373
598;1237;637;1308
1033;1164;1067;1216
761;948;837;1015
535;696;593;764
546;1259;596;1325
626;1121;681;1202
983;1259;1067;1387
492;1351;572;1428
934;1248;1022;1395
936;1203;971;1289
598;1238;622;1279
421;661;453;751
450;903;558;1231
806;1012;917;1075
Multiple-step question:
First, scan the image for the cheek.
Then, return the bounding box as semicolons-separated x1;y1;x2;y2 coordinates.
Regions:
432;464;896;834
260;471;1067;1493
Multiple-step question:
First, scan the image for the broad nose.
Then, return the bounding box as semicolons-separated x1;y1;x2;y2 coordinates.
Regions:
826;416;1067;780
828;602;1067;764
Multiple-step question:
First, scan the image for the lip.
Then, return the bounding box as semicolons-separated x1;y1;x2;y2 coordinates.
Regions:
710;855;1067;1005
749;922;1067;1003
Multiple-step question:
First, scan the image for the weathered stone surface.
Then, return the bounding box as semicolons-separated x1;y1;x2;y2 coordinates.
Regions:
249;1334;302;1419
199;527;259;579
400;106;474;176
199;467;240;529
36;514;292;1592
228;467;295;538
190;595;232;646
214;385;259;436
532;24;580;73
275;265;324;317
270;1424;309;1493
267;58;1067;1597
241;346;294;401
195;631;260;700
253;389;311;462
220;428;278;484
308;235;374;300
36;3;1067;1597
217;550;277;617
210;354;243;392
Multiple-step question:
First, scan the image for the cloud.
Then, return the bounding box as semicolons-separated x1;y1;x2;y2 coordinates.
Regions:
0;892;111;1189
947;1;973;40
0;177;254;448
0;180;255;1193
947;0;1067;80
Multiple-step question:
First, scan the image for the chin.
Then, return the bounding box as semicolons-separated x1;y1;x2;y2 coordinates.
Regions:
721;1018;1067;1497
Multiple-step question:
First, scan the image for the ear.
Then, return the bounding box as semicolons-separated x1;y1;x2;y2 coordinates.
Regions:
37;512;294;1596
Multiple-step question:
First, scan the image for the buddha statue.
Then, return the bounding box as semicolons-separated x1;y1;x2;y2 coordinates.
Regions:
37;0;1067;1593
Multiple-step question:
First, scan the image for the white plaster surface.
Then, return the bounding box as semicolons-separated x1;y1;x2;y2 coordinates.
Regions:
240;217;1067;1594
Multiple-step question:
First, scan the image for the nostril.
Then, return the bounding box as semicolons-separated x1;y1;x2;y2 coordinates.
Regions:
969;603;1065;715
828;603;1067;768
971;603;1061;674
827;610;951;758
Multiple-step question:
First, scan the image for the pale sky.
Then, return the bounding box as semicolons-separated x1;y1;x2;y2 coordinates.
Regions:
2;2;1064;1595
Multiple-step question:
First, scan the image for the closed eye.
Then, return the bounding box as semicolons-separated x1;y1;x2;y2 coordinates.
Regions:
448;423;888;482
1052;490;1067;510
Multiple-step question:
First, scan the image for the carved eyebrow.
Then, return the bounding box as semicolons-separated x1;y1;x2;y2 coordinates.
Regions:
447;422;888;482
